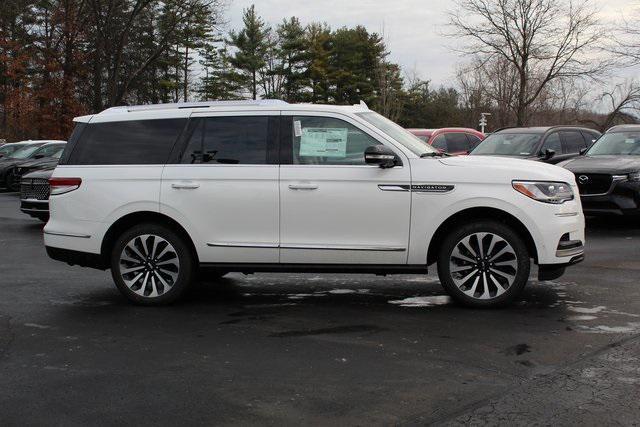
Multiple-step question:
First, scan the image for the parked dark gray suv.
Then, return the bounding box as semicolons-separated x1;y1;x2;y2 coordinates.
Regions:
470;126;601;164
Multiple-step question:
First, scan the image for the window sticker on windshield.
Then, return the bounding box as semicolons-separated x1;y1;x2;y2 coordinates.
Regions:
299;128;348;157
625;138;636;144
293;120;302;137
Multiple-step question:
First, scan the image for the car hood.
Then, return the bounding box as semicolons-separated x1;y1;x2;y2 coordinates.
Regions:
18;157;58;169
22;168;54;180
435;155;575;183
0;158;27;170
559;155;640;174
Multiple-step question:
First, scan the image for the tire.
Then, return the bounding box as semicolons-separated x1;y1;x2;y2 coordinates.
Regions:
437;221;530;308
110;223;196;305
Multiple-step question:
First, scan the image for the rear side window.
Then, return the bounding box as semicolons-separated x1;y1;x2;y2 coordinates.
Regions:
68;119;186;165
180;116;269;164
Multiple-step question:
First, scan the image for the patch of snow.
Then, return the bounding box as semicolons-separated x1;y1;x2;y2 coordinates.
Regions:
568;305;607;314
566;315;597;321
329;289;356;294
388;295;451;307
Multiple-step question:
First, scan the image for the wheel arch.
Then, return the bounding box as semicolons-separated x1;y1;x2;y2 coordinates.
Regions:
426;207;539;266
100;211;199;265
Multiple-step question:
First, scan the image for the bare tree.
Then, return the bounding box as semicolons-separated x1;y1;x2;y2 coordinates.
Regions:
579;82;640;131
449;0;608;125
609;4;640;66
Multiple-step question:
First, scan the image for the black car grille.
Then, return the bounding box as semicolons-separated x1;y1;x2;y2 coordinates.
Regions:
20;178;50;200
575;173;612;195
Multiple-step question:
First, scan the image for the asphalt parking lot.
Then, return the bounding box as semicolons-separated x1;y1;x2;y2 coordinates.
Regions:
0;192;639;425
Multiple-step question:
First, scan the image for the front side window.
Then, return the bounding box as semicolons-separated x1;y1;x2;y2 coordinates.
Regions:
445;133;471;152
181;116;269;164
471;133;542;156
291;116;381;165
431;134;447;151
541;132;562;153
467;134;483;148
588;132;640;156
69;119;186;165
560;131;586;154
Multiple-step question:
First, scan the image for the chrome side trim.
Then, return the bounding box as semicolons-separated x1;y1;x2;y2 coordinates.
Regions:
378;185;410;192
378;184;455;193
44;231;91;239
208;242;407;252
554;212;578;217
207;242;279;249
280;243;406;252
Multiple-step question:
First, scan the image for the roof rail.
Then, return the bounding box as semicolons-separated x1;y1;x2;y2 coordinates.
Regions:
99;99;289;114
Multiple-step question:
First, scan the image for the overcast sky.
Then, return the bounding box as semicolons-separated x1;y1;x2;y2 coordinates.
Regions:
224;0;637;86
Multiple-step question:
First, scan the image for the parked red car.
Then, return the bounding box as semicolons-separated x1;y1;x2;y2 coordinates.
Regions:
407;128;485;155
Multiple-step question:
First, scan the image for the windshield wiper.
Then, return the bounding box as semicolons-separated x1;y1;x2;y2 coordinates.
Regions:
420;152;450;158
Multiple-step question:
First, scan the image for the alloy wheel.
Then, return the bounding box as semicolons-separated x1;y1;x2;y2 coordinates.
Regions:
448;232;518;300
118;234;179;298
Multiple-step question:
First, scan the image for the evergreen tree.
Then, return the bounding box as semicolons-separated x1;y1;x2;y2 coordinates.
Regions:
305;23;332;103
276;17;308;102
227;5;270;100
198;43;241;100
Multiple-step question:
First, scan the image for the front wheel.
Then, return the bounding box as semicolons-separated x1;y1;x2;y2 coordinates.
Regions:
110;224;195;305
437;221;530;308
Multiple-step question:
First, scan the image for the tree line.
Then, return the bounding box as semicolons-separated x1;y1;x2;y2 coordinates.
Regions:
1;0;638;142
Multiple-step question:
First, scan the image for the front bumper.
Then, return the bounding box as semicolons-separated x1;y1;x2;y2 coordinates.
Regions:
20;199;49;219
580;178;640;216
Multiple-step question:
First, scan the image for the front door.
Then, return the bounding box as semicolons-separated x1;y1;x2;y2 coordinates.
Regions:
279;113;412;264
161;111;280;263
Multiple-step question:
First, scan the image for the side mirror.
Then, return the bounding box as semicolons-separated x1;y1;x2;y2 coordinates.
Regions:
539;148;555;160
364;145;398;168
579;147;588;155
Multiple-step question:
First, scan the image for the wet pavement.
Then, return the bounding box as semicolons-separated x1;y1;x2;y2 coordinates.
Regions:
0;192;639;425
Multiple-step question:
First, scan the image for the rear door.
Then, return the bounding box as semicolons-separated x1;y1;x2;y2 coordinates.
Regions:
160;111;280;264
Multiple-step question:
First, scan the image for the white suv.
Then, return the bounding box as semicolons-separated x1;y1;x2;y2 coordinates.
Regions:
44;101;585;307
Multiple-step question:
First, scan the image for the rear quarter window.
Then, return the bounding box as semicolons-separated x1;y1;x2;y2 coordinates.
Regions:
67;119;186;165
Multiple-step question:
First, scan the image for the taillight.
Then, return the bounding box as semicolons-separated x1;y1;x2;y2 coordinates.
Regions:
49;177;82;195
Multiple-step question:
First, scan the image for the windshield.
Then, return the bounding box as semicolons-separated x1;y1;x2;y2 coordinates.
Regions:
10;145;42;159
356;112;437;156
587;132;640;156
31;144;65;158
471;133;541;156
0;144;22;156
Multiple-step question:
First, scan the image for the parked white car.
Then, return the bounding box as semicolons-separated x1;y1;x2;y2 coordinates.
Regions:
45;100;585;307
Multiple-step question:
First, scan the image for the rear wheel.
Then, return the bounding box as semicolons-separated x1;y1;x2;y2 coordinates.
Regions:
110;223;195;305
437;221;530;308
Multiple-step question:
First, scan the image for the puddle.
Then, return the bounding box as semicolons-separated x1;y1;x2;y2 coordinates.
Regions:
388;295;451;308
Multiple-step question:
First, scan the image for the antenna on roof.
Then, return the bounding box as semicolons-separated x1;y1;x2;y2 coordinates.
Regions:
359;100;369;109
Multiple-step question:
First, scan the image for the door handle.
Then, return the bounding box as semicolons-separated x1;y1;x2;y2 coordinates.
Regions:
171;182;200;190
288;183;319;190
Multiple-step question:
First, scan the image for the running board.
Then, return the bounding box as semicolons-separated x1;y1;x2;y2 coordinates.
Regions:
199;263;428;275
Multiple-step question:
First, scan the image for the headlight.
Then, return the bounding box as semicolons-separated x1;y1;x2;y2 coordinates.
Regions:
628;171;640;182
512;181;574;204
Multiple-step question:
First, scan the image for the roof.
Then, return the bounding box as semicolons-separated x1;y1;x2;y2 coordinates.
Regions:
606;124;640;133
75;100;372;123
496;126;599;134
